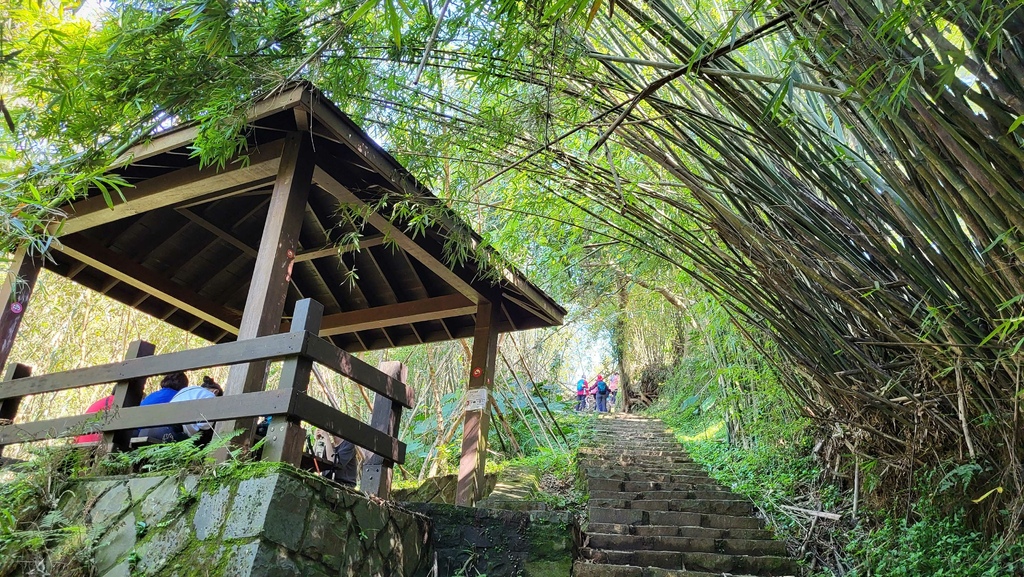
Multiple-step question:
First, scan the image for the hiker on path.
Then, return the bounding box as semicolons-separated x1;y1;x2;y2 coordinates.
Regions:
593;374;610;413
608;372;620;410
575;375;589;411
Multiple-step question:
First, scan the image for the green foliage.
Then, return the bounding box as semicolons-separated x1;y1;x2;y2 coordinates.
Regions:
97;429;243;475
0;446;92;576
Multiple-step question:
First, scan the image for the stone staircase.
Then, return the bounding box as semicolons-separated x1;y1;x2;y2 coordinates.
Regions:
574;415;800;577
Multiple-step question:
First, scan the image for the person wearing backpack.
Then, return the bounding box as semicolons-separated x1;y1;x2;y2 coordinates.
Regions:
575;375;589;411
593;374;610;413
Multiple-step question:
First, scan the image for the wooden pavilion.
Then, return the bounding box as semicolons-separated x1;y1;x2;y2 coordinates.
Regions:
0;82;564;505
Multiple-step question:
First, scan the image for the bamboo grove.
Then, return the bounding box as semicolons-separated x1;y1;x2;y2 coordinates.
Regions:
2;0;1023;534
573;0;1024;531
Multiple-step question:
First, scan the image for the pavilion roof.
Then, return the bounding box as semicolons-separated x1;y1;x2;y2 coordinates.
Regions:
46;82;564;351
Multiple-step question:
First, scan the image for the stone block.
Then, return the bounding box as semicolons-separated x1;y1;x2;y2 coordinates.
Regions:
99;562;130;577
95;512;136;574
128;476;165;501
135;515;191;575
299;504;345;568
139;478;183;526
223;474;279;540
88;482;132;534
193;485;231;541
352;501;388;538
264;474;312;550
252;543;302;577
223;540;261;577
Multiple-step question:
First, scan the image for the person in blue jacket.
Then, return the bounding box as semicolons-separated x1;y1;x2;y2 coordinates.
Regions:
593;374;610;413
140;372;188;406
575;375;589;411
137;372;189;442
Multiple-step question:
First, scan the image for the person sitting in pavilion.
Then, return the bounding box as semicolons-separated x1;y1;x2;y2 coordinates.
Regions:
166;376;224;446
73;385;117;444
136;372;190;442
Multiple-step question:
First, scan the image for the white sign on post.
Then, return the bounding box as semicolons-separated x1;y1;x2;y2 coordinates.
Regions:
465;388;488;411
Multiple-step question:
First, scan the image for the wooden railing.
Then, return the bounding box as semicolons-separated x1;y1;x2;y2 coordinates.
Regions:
0;298;413;497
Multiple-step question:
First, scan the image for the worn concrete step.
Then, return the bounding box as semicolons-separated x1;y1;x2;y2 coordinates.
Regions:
580;548;799;575
589;479;726;493
590;499;753;516
590;490;740;502
586;534;788;557
572;560;758;577
589;508;764;530
587;523;772;541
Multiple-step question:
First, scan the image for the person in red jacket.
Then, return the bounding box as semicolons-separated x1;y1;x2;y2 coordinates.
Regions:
74;387;117;444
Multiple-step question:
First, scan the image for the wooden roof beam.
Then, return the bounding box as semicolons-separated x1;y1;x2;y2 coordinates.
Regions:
56;139;286;236
176;207;259;258
312;167;484;306
315;295;476;337
55;237;241;335
294;234;385;263
113;86;307;166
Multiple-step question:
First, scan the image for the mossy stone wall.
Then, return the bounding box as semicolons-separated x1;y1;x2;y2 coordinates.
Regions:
403;503;575;577
50;468;432;577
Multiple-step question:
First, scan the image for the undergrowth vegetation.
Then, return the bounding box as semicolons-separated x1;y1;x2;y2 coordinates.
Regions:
649;317;1024;576
0;432;287;577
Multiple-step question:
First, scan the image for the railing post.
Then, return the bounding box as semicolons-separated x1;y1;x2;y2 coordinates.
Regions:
102;340;157;454
262;298;323;466
360;360;407;499
0;363;31;459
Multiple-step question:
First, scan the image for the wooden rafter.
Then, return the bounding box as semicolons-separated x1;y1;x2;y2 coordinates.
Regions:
56;237;241;334
316;294;475;337
57;139;285;236
312;166;483;305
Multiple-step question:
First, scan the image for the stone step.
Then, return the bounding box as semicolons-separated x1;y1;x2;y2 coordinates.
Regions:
590;498;754;516
589;479;726;493
581;446;689;455
586;534;789;557
587;523;772;541
580;548;800;575
590;433;674;439
585;470;715;484
582;452;692;461
589;508;764;530
581;462;709;475
589;490;743;502
581;456;702;466
572;560;756;577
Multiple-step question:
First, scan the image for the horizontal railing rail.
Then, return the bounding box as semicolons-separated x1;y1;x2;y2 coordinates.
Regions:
0;298;412;498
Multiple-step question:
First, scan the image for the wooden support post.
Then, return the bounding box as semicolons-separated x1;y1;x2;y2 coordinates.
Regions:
263;299;322;466
0;363;32;459
218;132;313;443
360;360;407;499
456;299;501;506
0;247;42;375
102;340;157;453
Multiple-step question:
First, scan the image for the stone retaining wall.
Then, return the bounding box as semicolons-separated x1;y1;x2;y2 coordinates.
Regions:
53;467;432;577
403;503;576;577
